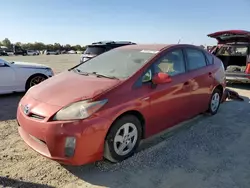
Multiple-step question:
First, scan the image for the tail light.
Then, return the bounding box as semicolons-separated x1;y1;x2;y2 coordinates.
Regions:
246;63;250;74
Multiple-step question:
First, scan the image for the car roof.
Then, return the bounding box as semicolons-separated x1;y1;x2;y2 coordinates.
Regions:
117;44;202;51
117;44;173;51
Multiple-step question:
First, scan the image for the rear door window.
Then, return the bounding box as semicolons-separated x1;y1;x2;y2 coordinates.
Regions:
185;48;207;71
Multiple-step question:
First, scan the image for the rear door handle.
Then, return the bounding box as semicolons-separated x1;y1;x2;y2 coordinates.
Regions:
183;81;189;86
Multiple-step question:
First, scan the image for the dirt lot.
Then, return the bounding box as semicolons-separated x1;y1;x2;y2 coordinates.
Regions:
1;55;250;188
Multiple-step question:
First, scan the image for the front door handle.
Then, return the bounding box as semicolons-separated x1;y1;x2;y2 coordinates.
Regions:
183;81;189;86
208;72;212;77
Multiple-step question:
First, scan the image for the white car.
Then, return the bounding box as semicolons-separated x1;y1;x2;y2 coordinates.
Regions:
0;58;54;95
67;50;77;54
45;50;59;55
27;50;39;56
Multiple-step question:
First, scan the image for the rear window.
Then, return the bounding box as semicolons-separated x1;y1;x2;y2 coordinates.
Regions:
84;46;106;55
216;46;248;56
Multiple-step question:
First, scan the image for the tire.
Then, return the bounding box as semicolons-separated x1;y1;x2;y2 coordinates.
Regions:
25;74;47;91
207;88;222;115
104;115;142;163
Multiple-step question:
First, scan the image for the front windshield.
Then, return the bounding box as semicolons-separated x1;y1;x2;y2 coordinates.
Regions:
74;48;158;79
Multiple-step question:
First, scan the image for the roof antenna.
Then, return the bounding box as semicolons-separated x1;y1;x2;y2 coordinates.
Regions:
178;39;181;44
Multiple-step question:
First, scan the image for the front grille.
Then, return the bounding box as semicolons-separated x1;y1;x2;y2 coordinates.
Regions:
20;104;45;120
29;113;45;120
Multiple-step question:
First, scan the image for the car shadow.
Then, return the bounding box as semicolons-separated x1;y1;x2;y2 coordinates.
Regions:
0;176;55;188
0;93;24;121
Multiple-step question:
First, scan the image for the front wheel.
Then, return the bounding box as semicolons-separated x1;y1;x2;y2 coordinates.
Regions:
207;88;222;115
104;115;142;163
25;74;47;91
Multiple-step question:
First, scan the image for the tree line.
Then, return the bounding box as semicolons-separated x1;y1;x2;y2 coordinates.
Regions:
0;38;86;51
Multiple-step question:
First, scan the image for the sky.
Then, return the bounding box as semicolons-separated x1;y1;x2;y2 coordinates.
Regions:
1;0;250;46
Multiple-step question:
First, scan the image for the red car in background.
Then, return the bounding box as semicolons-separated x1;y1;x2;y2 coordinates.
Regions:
208;30;250;83
17;44;226;166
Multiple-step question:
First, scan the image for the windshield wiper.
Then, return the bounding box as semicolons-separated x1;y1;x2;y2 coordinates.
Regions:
73;69;118;79
91;72;119;80
73;69;89;75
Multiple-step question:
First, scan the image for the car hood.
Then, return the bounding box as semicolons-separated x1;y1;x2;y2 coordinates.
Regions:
12;61;49;69
27;71;121;107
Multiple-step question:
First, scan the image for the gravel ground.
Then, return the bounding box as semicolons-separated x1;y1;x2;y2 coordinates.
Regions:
0;55;250;188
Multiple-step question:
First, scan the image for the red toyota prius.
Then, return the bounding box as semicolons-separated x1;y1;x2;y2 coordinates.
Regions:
17;44;226;166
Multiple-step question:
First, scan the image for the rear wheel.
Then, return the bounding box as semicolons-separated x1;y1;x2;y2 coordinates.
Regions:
25;74;47;91
207;88;221;115
104;115;142;163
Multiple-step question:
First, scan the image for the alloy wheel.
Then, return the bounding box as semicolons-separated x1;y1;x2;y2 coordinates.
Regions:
113;123;138;156
210;92;220;112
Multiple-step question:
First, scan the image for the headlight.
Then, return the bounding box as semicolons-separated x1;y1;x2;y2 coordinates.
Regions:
53;99;108;121
45;68;54;76
83;57;89;62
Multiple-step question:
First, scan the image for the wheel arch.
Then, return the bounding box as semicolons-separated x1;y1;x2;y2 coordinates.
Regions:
213;84;224;97
105;110;146;140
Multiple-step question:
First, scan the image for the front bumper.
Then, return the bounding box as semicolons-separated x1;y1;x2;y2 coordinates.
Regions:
17;100;111;166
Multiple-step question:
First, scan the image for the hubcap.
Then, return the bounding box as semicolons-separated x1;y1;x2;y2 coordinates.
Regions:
114;123;138;156
211;92;220;112
30;76;46;87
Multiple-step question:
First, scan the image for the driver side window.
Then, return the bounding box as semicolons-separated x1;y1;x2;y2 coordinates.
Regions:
155;49;186;76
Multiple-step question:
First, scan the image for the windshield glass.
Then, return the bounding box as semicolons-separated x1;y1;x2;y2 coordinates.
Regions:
84;46;106;55
74;49;158;79
217;46;248;56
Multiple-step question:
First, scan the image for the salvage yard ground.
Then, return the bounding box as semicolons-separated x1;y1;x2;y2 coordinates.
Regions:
0;54;250;188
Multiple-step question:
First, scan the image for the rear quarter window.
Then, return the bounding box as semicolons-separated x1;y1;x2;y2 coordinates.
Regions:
205;52;214;65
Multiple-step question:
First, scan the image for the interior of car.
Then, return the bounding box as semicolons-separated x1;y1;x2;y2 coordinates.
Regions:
213;45;248;72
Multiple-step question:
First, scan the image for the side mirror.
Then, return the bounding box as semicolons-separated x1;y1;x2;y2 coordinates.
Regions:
152;72;172;84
